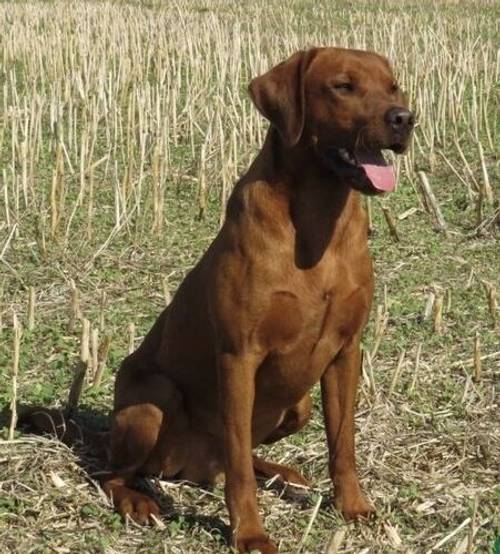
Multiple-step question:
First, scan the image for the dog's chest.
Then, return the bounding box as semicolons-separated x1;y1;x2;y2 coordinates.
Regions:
256;275;370;402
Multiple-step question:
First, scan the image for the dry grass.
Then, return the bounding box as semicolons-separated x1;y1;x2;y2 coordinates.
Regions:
0;0;499;552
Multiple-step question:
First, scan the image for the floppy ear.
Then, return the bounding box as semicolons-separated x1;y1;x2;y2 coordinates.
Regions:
249;49;318;147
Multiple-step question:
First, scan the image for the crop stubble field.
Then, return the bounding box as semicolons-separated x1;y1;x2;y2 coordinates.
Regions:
0;0;498;552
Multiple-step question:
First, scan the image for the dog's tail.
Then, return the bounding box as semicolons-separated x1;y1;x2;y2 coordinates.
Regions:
14;357;108;450
16;405;109;450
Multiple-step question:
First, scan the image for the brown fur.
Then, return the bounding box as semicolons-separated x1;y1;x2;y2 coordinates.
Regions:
101;47;413;553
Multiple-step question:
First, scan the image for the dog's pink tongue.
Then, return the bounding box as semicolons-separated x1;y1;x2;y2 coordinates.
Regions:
356;150;395;192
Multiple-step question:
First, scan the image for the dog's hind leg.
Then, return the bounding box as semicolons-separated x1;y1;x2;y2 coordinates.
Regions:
102;371;188;524
253;394;312;487
261;394;312;445
253;455;308;487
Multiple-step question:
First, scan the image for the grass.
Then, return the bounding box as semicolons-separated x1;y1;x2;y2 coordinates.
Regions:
0;0;499;552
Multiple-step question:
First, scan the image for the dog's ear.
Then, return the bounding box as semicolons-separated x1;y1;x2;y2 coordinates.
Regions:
249;49;318;147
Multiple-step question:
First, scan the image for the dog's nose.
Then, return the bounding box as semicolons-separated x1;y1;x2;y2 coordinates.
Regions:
385;107;415;132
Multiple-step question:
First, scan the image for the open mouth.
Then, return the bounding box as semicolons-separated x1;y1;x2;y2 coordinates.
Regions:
326;147;399;193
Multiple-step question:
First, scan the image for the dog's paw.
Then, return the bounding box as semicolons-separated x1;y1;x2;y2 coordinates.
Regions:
334;491;375;521
332;472;375;522
280;466;309;487
117;490;160;525
236;533;278;553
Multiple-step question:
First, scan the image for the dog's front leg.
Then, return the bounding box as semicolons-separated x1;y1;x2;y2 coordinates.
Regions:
218;351;278;554
321;340;374;520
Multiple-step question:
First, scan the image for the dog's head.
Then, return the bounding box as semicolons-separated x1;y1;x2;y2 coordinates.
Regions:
249;47;415;195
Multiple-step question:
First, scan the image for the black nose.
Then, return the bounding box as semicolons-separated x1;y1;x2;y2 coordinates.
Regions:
385;107;415;132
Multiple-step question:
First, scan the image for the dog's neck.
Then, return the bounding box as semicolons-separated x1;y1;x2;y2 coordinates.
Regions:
254;128;367;269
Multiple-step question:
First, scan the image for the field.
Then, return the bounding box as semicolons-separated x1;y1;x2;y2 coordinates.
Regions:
0;0;499;552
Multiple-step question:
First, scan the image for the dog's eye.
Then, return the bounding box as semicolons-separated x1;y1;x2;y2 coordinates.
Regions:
390;83;399;93
333;82;354;92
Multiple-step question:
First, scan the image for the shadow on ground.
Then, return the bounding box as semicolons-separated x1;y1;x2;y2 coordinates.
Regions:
4;403;314;545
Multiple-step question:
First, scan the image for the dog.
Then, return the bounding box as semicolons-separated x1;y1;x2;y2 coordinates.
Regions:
101;47;414;553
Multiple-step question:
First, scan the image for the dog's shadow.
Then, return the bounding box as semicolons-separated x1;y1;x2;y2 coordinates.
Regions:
10;403;313;544
8;404;229;540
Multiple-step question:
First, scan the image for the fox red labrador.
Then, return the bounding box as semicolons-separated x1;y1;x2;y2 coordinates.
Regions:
102;47;414;553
